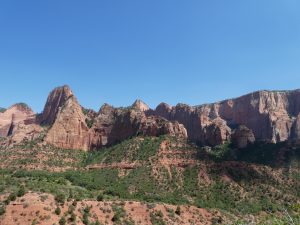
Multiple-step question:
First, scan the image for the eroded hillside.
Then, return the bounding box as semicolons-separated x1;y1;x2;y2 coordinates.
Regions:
0;135;299;224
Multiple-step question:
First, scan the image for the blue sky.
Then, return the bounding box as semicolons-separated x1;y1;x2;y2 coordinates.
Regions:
0;1;300;112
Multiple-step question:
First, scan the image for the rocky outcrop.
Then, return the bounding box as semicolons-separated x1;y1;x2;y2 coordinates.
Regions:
90;103;187;149
132;99;150;112
140;116;187;139
4;85;300;150
231;125;255;148
43;87;300;150
45;95;92;151
204;119;231;146
90;105;144;148
291;113;300;141
42;87;187;151
39;85;73;125
9;122;43;144
153;89;300;146
0;103;34;136
0;103;43;144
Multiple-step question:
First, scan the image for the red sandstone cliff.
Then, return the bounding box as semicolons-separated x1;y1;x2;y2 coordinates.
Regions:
42;87;187;150
2;86;300;150
153;90;300;146
0;103;42;144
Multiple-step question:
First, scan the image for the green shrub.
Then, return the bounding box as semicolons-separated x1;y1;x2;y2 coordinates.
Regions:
70;211;76;222
55;207;61;215
94;220;101;225
97;193;104;201
55;193;66;204
0;206;5;215
59;216;66;225
82;206;90;225
8;193;17;202
175;206;181;215
17;186;26;197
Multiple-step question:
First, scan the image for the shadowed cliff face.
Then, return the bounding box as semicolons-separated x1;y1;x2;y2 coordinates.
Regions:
153;90;300;146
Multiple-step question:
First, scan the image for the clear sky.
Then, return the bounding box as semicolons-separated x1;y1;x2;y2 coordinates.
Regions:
0;1;300;113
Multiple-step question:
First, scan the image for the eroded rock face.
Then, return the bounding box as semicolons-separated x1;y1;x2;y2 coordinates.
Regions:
204;119;231;146
90;104;187;149
45;95;91;151
0;103;43;144
39;85;73;125
43;88;187;151
4;86;300;150
140;116;187;139
231;125;255;148
153;89;300;146
0;104;34;136
132;99;150;112
9;122;43;144
91;106;144;148
292;113;300;141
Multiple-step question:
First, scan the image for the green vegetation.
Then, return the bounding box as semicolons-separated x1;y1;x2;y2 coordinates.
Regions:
175;206;181;216
82;206;91;225
150;210;166;225
15;102;31;111
97;193;104;201
17;185;26;197
0;206;5;215
55;207;61;215
203;141;300;167
59;216;66;225
111;204;126;223
0;135;299;224
0;107;5;113
85;118;95;128
85;136;164;165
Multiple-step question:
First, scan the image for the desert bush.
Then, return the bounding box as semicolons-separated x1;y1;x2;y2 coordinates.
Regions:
59;216;66;225
55;207;61;215
17;185;26;197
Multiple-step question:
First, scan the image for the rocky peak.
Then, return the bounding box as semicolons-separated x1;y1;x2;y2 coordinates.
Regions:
4;85;300;150
0;103;40;142
153;103;172;120
132;99;150;112
0;104;34;126
45;95;91;151
7;103;34;115
39;85;73;125
99;103;115;115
